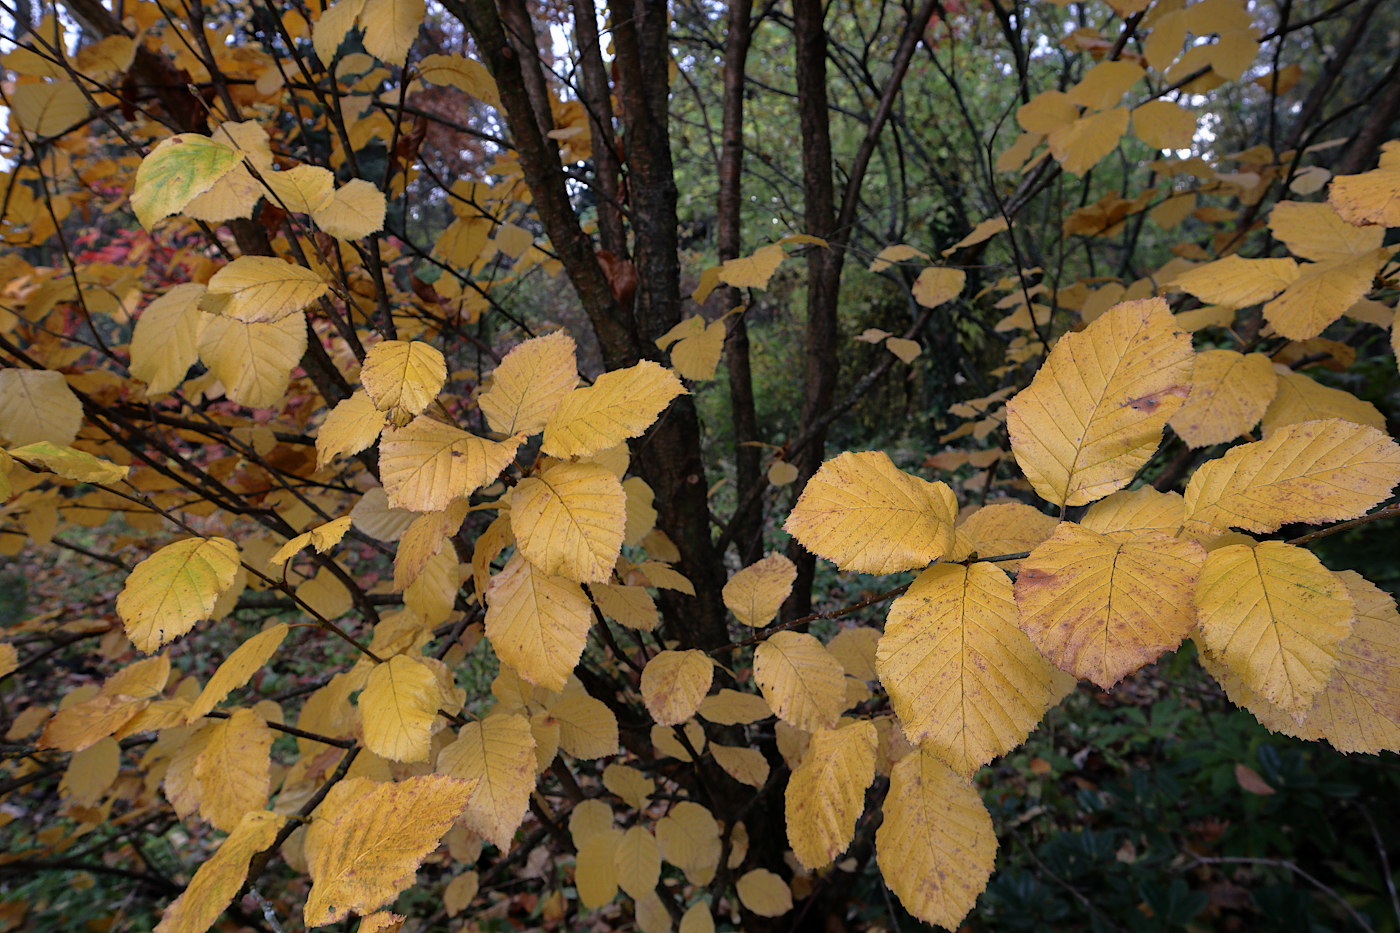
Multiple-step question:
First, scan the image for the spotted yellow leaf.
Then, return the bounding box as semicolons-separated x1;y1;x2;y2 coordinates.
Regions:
303;774;476;926
379;416;521;512
753;631;845;731
1169;349;1278;448
878;563;1075;776
640;650;714;726
437;712;536;848
1196;542;1354;718
541;360;686;459
785;720;876;869
511;461;625;583
876;748;996;930
117;537;241;652
479;331;578;436
1181;419;1400;537
784;450;955;574
1263;249;1389;340
1006;298;1192;508
484;554;591;691
722;553;797;628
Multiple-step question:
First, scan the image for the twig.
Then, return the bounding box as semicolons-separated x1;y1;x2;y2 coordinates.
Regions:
1188;855;1375;932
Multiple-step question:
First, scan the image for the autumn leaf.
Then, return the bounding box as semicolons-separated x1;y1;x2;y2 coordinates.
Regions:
753;631;846;731
510;461;626;583
203;256;328;324
784;450;955;574
640;650;714;726
541;360;686;459
479;331;578;436
117;537;241;653
722;552;797;627
1015;524;1205;688
878;563;1074;776
360;340;447;422
1169;349;1278;448
437;712;537;848
360;654;442;763
785;721;877;869
132;134;240;228
484;554;592;691
304;774;476;926
155;810;285;933
1006;298;1192;508
876;748;997;930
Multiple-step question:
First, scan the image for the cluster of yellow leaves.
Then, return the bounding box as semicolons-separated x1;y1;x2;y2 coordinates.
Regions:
780;296;1400;928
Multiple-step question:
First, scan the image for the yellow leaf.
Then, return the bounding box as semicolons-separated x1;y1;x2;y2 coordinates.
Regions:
437;712;536;848
359;0;424;62
710;743;769;787
313;0;366;63
118;537;241;653
479;331;578;436
511;461;626;583
262;164;335;213
40;693;148;752
1017;90;1077;134
885;337;922;363
541;360;686;459
876;748;996;930
204;256;328;324
1080;487;1184;540
753;631;846;731
360;655;441;763
443;872;479;917
313;178;388;240
1263;249;1388;340
130;284;208;395
569;798;615;848
640;650;714;726
0;369;82;447
869;244;928;272
912;267;966;308
602;762;653;809
379;415;521;511
956;502;1058;571
575;829;622;908
1006;298;1192;507
722;553;797;628
1066;60;1143;111
590;582;658;631
485;554;591;690
1015;524;1206;688
194;708;273;831
1181;419;1400;537
357;912;406;933
717;243;787;289
680;902;715;933
1329;164;1400;227
197;312;307;409
186;623;289;723
767;460;799;485
614;826;661;898
652;721;705;761
697;688;771;725
393;501;468;590
1293;571;1400;754
0;643;14;680
155;810;285;933
1269;201;1385;261
317;390;388;468
1261;371;1385;437
132;133;239;228
736;869;792;917
1171;255;1299;307
1132;100;1196;150
785;721;876;869
1169;349;1278;448
670;319;726;381
827;626;880;681
942;217;1008;256
417;53;499;106
61;735;119;805
1196;542;1354;717
10;441;126;484
623;477;657;546
784;450;955;574
655;800;721;880
361;340;447;422
878;563;1075;776
271;516;353;566
304;774;475;926
1048;107;1128;176
10;81;88;136
550;692;619;758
